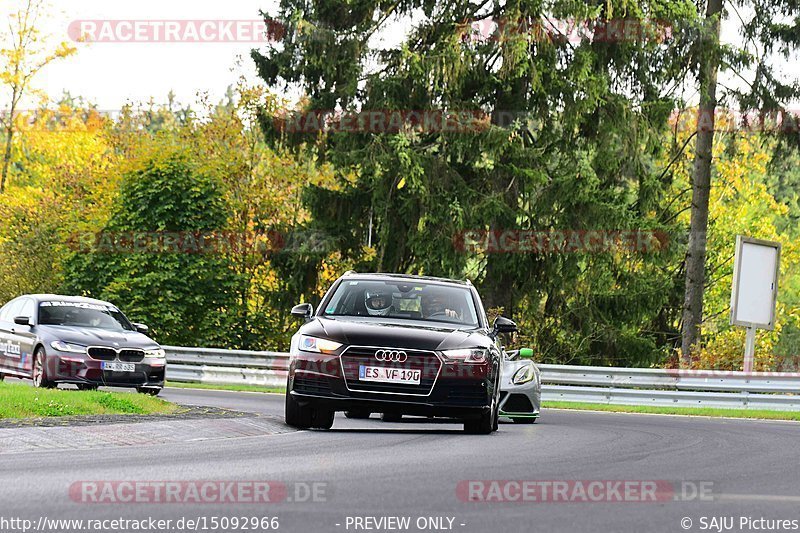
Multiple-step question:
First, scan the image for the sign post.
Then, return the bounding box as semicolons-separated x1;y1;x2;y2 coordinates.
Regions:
729;236;781;373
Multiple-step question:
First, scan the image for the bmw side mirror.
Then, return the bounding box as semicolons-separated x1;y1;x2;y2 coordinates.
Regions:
291;303;314;321
491;316;517;338
13;316;31;326
133;323;150;334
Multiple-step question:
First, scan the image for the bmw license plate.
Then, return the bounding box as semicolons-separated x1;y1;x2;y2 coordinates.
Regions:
359;365;421;385
102;362;135;372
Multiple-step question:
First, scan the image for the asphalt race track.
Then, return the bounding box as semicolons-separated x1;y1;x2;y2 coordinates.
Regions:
2;386;800;533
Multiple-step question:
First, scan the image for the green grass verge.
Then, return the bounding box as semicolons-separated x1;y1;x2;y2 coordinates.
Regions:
545;401;800;421
0;382;180;419
166;381;285;394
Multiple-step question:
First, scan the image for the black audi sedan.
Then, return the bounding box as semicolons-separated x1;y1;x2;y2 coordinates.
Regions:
0;294;165;394
285;272;517;433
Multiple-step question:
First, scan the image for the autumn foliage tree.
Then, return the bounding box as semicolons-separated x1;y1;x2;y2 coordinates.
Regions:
0;0;76;193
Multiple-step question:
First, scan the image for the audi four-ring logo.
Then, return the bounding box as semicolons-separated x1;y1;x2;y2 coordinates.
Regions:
374;349;408;362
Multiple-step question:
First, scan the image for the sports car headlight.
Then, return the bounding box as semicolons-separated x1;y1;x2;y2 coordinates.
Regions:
144;348;166;358
442;348;488;364
512;363;536;385
50;341;87;354
299;335;343;354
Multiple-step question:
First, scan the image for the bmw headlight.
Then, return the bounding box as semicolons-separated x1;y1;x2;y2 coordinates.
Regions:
299;335;343;354
144;348;166;358
50;341;87;354
442;348;488;364
512;363;536;385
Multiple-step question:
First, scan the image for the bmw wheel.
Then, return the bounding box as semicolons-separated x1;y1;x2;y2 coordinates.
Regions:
32;347;56;389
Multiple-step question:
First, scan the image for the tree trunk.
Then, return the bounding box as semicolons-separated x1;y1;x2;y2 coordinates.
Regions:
0;114;15;194
680;0;724;364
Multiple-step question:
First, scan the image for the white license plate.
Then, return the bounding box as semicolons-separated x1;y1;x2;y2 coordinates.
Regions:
102;362;135;372
359;365;421;385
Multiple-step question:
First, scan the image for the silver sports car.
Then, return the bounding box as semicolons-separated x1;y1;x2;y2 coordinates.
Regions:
499;348;541;423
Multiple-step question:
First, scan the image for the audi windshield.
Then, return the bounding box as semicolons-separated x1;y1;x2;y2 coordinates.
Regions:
38;300;136;332
322;279;479;326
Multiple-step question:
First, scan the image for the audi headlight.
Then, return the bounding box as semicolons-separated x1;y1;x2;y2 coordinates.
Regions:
512;363;536;385
442;348;488;364
299;335;343;354
144;348;166;358
50;341;87;354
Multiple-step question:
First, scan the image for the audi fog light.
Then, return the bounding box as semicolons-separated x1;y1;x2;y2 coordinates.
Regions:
512;363;536;385
299;335;343;354
442;348;488;363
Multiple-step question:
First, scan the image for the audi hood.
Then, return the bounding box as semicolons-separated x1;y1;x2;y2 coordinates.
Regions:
297;316;494;352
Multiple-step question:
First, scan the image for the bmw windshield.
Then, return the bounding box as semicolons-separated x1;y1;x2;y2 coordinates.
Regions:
38;301;136;332
321;280;480;327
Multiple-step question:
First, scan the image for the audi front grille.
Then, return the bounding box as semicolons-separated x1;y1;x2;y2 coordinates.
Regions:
340;346;442;396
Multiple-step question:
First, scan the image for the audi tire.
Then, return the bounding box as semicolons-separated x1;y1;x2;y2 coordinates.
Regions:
465;390;498;434
286;391;313;429
464;410;493;434
311;409;335;429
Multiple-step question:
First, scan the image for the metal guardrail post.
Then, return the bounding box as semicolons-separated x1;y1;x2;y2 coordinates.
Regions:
162;346;800;411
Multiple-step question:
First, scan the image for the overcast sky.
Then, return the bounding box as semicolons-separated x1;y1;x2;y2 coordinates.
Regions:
0;0;791;112
4;0;277;110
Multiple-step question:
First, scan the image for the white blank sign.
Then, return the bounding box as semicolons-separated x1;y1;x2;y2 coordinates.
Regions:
730;236;780;329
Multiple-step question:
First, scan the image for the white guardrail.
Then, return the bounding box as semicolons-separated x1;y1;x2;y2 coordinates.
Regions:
163;346;800;411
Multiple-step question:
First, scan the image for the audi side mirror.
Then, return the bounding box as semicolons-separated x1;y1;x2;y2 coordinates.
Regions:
291;303;314;320
491;316;517;338
13;316;31;326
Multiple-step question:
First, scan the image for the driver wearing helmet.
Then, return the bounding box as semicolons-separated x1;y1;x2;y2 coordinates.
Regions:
364;289;394;317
